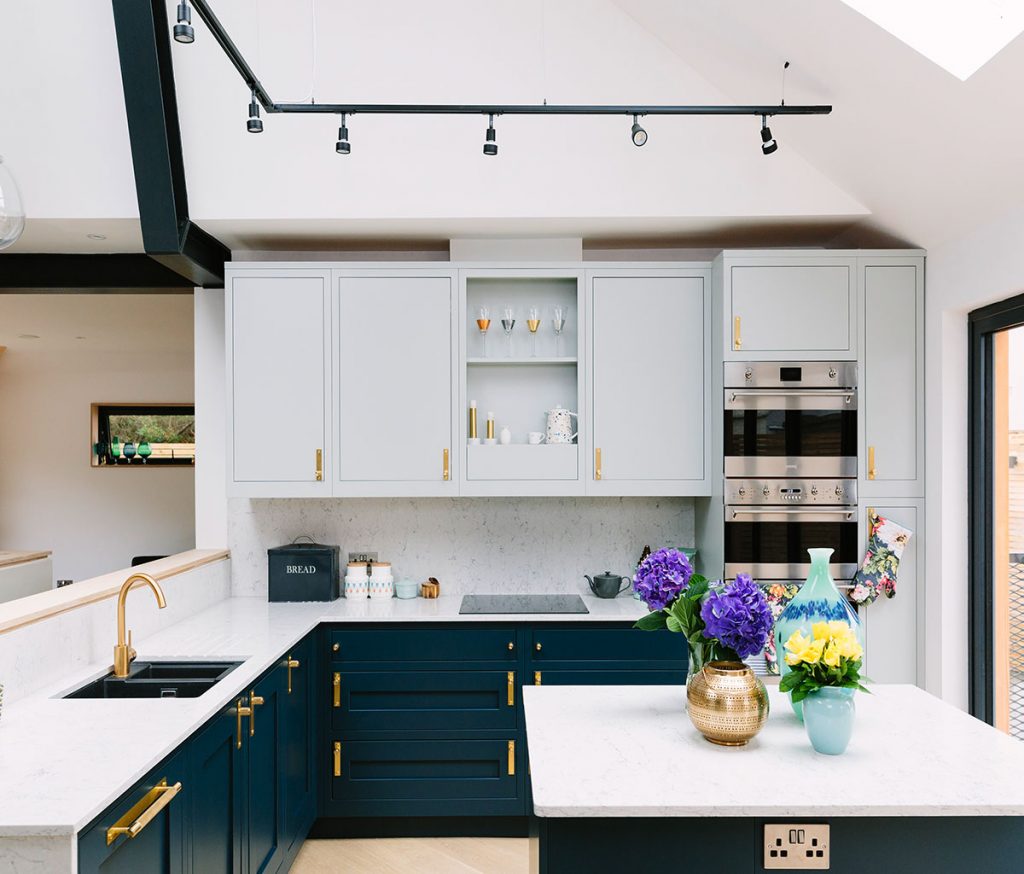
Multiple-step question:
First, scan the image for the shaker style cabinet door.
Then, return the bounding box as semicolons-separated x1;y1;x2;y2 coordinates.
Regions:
335;273;457;495
860;260;924;497
587;272;710;495
227;271;332;497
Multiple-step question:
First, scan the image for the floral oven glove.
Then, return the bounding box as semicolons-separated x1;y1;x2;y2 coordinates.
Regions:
849;510;913;606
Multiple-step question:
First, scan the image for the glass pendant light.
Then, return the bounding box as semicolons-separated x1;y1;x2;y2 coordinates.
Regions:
0;156;25;250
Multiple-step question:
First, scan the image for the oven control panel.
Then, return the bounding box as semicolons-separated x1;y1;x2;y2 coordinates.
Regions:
726;479;857;506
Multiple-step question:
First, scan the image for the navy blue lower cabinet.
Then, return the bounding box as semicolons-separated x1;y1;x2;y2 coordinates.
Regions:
333;670;520;732
531;626;687;668
328;738;523;817
279;634;317;864
246;667;286;874
188;705;245;874
78;749;187;874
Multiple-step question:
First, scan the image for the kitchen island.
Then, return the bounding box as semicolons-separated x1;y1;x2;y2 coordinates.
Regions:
523;684;1024;873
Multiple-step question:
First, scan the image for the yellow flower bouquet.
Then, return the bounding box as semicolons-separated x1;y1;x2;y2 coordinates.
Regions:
779;621;870;703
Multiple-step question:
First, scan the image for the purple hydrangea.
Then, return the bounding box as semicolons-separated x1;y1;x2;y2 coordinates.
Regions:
699;573;773;659
633;547;694;611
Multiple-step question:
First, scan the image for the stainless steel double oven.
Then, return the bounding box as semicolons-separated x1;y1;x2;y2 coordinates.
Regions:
723;361;859;582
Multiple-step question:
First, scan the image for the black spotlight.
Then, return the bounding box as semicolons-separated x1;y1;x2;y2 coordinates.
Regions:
630;114;647;147
174;1;195;43
483;114;497;156
760;115;778;155
336;114;351;155
247;91;263;134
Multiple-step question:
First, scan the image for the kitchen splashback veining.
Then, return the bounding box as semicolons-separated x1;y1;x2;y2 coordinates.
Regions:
227;497;694;597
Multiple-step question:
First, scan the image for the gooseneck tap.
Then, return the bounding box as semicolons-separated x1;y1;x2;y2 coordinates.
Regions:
113;572;167;678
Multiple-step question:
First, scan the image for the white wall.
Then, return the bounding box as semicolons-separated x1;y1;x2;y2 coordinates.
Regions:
0;295;196;584
926;205;1024;709
194;289;228;548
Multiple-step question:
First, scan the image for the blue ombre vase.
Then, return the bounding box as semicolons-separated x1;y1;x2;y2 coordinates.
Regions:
774;547;863;721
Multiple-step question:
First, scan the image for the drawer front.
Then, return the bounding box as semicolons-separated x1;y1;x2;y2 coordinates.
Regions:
530;627;686;665
332;671;519;731
329;739;522;816
529;669;687;687
329;627;517;664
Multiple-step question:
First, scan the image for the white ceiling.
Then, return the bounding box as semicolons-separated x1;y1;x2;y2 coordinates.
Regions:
2;1;1023;253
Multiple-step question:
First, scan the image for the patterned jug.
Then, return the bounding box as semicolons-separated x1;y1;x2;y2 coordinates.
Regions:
774;547;863;721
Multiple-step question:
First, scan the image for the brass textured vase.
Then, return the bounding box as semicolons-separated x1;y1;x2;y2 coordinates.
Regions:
686;661;770;746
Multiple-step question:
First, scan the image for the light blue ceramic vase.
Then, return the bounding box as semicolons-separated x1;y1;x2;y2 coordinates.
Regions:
802;686;857;755
774;547;863;720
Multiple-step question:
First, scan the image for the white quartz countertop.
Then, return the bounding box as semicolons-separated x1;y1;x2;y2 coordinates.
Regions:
0;593;644;837
523;684;1024;818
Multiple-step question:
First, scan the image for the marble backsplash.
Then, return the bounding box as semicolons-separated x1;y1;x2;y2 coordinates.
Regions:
227;497;694;598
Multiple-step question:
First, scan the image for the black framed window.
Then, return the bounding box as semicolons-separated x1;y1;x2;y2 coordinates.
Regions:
92;404;195;466
969;292;1024;732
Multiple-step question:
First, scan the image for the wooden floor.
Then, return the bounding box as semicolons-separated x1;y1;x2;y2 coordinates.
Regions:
292;837;530;874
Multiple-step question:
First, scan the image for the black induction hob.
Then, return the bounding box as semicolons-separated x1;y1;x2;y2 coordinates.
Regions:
459;594;590;615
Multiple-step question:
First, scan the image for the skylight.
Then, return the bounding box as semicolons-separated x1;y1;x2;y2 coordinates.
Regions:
839;0;1024;80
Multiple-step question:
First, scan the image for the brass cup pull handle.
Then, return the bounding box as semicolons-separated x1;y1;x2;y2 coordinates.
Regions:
248;691;265;737
286;657;300;694
106;779;182;846
315;448;323;482
333;672;341;708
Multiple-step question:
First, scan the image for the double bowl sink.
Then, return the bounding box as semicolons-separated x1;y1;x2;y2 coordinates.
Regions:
64;661;241;700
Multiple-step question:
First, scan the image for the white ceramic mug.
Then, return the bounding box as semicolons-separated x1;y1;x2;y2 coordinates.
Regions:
528;431;545;444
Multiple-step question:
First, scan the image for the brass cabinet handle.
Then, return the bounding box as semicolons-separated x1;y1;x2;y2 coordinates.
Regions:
286;657;300;695
332;642;340;652
507;740;515;776
443;448;450;481
106;779;182;846
733;315;742;350
249;690;265;737
535;642;542;652
333;672;341;708
868;445;876;480
333;741;342;777
534;671;541;686
595;447;602;481
315;448;323;481
507;641;514;651
507;672;515;706
235;698;252;749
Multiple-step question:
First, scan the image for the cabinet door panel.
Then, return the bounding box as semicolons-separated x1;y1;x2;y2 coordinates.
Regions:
530;669;686;686
189;710;243;874
337;276;453;483
531;626;687;666
247;673;284;874
862;264;921;493
592;276;705;484
329;627;516;664
280;636;316;856
230;274;329;485
730;265;853;354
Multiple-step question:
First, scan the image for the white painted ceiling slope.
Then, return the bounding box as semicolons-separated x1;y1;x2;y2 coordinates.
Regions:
2;1;1023;252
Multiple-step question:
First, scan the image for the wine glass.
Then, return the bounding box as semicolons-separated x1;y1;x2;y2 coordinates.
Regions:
476;306;491;357
138;442;152;464
527;307;541;357
123;441;137;464
501;305;516;358
552;305;567;357
111;435;122;464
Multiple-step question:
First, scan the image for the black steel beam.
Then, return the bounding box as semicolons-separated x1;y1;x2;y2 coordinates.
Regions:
111;0;228;287
0;254;194;292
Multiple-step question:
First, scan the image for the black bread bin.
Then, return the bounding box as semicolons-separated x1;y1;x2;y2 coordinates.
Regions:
267;540;340;602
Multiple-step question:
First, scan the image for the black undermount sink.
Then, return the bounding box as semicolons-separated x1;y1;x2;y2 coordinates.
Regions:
63;661;241;700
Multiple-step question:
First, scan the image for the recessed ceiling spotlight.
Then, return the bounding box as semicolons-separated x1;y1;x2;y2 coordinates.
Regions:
335;114;351;155
630;114;648;147
174;1;195;44
483;114;498;156
247;90;263;134
760;115;778;155
86;233;107;241
18;333;39;340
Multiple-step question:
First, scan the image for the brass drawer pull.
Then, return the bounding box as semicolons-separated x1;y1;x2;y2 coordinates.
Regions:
595;447;602;481
286;657;300;694
507;740;515;776
332;642;340;652
315;448;323;482
868;445;877;480
443;448;450;481
333;672;341;708
106;779;182;846
535;642;542;652
733;315;742;350
534;671;541;686
507;672;515;706
333;741;342;777
249;690;264;737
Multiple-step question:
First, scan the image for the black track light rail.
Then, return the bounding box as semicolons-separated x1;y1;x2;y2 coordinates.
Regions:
189;0;831;122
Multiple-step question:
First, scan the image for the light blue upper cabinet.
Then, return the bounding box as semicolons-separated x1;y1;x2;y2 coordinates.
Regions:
723;257;857;360
586;269;711;496
859;257;925;497
226;270;332;497
334;271;458;496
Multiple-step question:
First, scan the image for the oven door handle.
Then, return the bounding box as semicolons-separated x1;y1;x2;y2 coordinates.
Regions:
727;390;855;402
729;508;856;519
